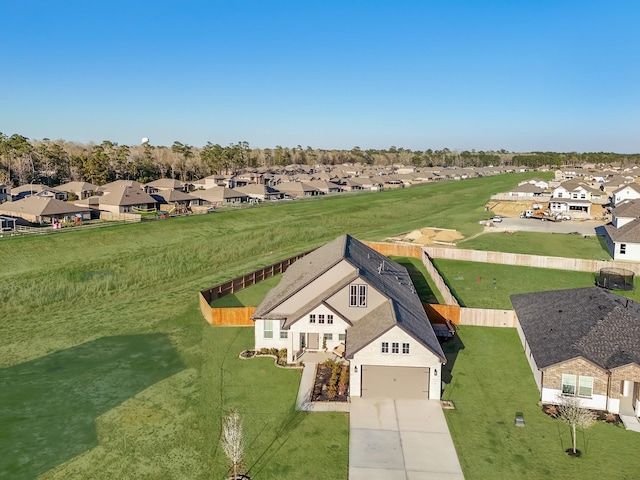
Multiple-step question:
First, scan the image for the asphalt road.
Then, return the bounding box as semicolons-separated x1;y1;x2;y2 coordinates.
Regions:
488;217;605;235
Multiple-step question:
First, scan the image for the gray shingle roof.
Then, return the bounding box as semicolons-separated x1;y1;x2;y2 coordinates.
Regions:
253;234;445;363
605;219;640;243
511;287;640;370
612;199;640;218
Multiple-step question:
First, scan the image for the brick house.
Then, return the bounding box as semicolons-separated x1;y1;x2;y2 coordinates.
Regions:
511;287;640;416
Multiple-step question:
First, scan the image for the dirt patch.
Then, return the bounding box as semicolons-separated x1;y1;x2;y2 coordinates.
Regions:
391;227;464;245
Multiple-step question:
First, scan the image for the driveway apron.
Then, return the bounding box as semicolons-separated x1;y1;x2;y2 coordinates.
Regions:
349;397;464;480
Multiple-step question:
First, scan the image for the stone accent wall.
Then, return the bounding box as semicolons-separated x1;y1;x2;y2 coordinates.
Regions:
543;358;608;396
610;363;640;399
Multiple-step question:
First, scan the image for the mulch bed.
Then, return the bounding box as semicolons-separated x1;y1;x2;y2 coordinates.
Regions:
311;363;349;402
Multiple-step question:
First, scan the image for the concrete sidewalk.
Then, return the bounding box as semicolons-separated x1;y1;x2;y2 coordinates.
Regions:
349;397;464;480
296;362;350;412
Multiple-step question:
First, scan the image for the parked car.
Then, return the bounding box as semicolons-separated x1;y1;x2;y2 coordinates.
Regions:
492;216;503;223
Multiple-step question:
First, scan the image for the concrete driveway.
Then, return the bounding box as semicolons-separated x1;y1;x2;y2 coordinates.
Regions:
493;217;604;235
349;397;464;480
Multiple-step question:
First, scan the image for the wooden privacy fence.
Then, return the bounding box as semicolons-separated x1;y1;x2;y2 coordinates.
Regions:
199;250;313;326
422;246;640;275
424;304;517;328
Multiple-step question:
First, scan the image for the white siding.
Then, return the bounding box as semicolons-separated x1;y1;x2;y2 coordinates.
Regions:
325;279;387;323
254;319;289;351
273;260;355;315
613;241;640;262
288;304;349;353
350;326;442;400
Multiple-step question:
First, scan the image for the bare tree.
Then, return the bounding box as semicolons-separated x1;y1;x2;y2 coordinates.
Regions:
558;396;597;455
221;408;245;479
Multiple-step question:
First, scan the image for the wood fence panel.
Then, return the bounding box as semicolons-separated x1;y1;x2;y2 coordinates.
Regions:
199;292;214;324
211;307;256;326
422;246;640;275
424;304;461;325
364;241;422;258
459;308;517;327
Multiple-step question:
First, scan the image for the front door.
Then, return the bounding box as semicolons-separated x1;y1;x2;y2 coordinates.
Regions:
308;333;319;350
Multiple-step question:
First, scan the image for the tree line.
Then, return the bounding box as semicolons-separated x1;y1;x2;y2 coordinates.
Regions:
1;132;639;187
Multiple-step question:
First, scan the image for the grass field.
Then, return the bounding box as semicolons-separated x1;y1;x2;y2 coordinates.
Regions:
442;326;640;480
432;259;600;309
209;275;283;307
7;170;633;479
460;231;611;260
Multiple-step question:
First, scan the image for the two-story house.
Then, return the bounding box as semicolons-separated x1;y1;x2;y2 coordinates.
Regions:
251;234;446;399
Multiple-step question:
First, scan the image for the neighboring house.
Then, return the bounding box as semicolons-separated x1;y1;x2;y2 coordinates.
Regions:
233;184;283;202
511;287;640;417
549;180;598;215
338;178;365;192
144;178;187;193
1;215;17;231
305;180;342;194
57;181;99;200
79;185;158;214
603;200;640;261
611;183;640;206
192;187;249;205
11;184;68;201
0;197;91;224
151;189;200;209
276;182;321;198
251;234;446;400
507;183;547;198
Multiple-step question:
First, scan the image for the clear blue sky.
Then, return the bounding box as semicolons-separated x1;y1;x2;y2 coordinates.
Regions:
1;0;639;152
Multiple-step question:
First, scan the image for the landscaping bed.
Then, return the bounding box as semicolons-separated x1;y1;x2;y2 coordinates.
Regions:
312;360;349;402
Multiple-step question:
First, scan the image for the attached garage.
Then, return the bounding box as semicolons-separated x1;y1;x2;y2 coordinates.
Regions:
361;365;430;399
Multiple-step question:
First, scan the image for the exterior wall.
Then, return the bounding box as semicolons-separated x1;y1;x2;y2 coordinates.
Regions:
325;279;388;323
612;241;640;262
542;358;609;410
288;304;349;356
273;260;355;315
613;215;634;228
254;318;289;351
350;326;442;400
610;363;640;400
613;188;640;205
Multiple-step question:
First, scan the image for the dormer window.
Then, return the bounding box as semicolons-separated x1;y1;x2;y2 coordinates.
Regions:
349;284;367;307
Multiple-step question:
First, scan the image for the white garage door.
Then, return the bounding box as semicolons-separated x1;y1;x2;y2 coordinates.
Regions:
361;365;429;398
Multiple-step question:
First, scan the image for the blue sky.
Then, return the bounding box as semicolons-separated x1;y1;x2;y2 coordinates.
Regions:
1;1;639;152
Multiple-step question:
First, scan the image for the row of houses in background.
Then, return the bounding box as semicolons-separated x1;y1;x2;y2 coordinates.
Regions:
0;164;520;227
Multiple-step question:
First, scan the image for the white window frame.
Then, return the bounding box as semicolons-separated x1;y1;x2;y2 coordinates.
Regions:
561;373;576;395
264;320;273;339
349;284;368;307
392;342;399;354
323;333;333;341
381;342;389;354
327;314;334;324
621;244;627;255
578;376;593;397
338;333;346;342
280;330;288;339
402;343;410;354
309;314;316;323
318;314;325;324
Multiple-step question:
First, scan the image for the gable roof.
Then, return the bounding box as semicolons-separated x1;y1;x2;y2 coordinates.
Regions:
605;219;640;243
0;196;89;216
511;287;640;370
252;234;445;362
612;199;640;218
57;181;99;193
93;186;158;206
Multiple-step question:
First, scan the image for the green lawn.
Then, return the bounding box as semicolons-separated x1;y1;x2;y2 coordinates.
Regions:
210;275;283;307
443;326;640;480
389;256;445;304
1;174;542;479
433;259;599;309
460;231;612;260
